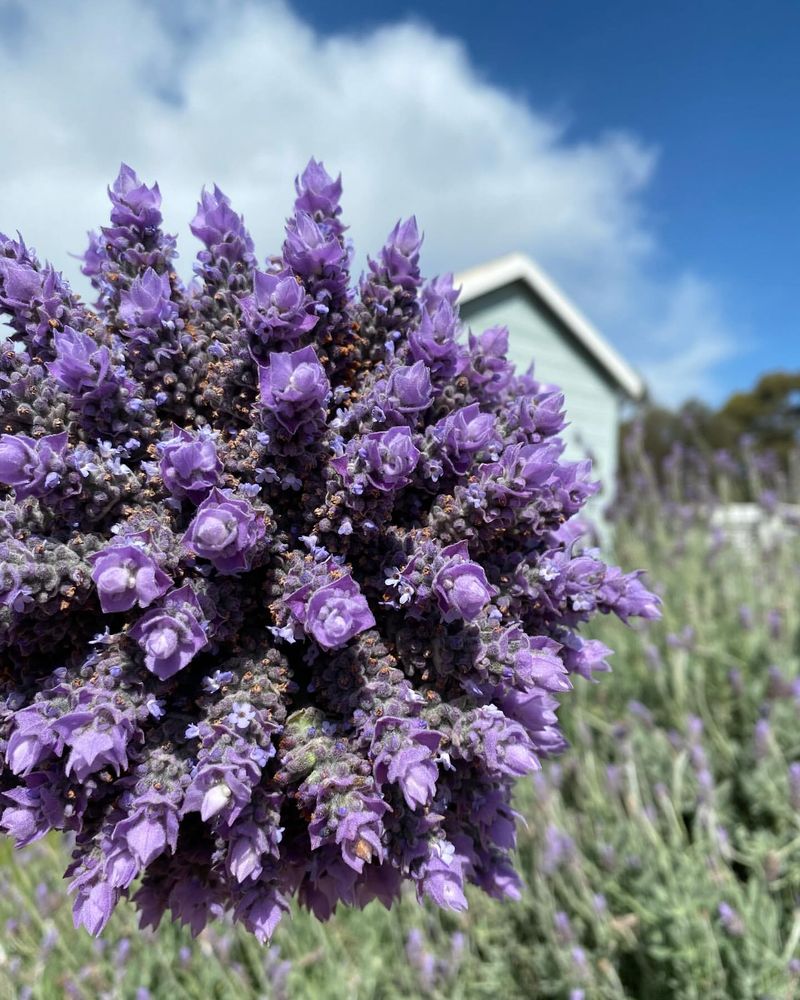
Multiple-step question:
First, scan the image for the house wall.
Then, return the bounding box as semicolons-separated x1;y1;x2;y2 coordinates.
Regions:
458;281;623;519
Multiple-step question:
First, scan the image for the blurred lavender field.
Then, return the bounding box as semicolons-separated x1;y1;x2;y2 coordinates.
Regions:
2;438;800;998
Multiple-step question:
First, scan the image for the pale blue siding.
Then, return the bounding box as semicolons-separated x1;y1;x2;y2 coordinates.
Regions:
459;281;624;515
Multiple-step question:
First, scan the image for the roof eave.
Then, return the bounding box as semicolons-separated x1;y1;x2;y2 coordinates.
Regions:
455;252;645;402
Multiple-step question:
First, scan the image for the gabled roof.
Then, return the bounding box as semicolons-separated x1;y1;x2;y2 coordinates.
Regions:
456;252;644;401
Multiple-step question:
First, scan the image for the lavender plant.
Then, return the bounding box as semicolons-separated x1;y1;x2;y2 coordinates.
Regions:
0;161;658;940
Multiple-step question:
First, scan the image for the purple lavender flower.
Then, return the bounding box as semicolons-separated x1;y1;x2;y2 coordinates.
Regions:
258;345;329;434
118;268;177;340
327;800;388;872
0;431;68;499
242;269;318;346
129;585;208;679
283;212;346;281
190;184;254;260
408;300;466;378
112;789;181;868
361;427;421;492
202;670;234;694
228;702;257;731
0;257;42;313
418;850;468;912
294;158;343;228
109;163;163;231
71;877;116;936
468;325;514;396
90;539;172;613
183;730;270;827
55;703;136;781
385;360;434;416
599;568;662;622
432;541;496;621
377;217;422;292
157;426;222;502
183;489;265;574
422;272;459;311
372;717;441;809
0;561;32;612
297;574;376;650
468;706;540;777
436;404;496;476
48;327;112;393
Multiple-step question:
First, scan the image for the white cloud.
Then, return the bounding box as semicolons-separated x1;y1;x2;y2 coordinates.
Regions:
0;0;740;404
632;275;745;402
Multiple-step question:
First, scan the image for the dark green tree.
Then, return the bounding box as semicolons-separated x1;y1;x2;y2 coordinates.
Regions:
719;371;800;464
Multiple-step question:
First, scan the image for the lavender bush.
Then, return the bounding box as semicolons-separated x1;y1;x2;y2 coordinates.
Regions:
0;161;658;940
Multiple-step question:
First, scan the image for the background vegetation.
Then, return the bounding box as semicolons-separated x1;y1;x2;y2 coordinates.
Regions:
619;370;800;500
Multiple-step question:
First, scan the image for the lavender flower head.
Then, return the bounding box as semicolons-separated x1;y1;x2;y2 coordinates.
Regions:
242;270;318;348
433;542;496;622
333;426;421;494
385;360;434;415
288;571;376;650
109;163;163;230
294;158;343;226
48;327;112;393
361;427;420;491
0;160;658;941
190;184;254;258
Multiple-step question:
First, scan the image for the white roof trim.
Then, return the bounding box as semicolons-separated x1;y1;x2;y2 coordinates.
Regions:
456;252;644;401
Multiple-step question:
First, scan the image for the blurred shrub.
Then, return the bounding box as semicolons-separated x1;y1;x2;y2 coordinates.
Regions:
619;370;800;502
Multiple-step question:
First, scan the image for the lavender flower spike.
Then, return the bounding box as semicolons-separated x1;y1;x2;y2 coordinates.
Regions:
118;268;178;341
287;569;376;650
258;345;330;434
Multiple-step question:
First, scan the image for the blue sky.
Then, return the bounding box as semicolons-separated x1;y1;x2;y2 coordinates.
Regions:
1;0;797;405
297;0;800;401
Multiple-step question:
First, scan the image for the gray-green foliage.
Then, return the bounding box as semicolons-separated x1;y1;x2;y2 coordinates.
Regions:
2;500;800;999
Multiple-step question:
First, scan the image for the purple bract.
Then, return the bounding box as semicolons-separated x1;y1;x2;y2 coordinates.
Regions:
89;538;172;614
157;426;222;503
182;489;265;575
129;585;208;679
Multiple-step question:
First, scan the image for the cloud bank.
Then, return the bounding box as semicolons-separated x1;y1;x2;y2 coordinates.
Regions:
0;0;740;403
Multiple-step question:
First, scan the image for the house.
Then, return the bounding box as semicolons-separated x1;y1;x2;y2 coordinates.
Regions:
456;253;645;510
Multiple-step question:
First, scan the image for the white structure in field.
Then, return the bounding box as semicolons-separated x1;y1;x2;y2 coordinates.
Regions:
456;253;645;507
